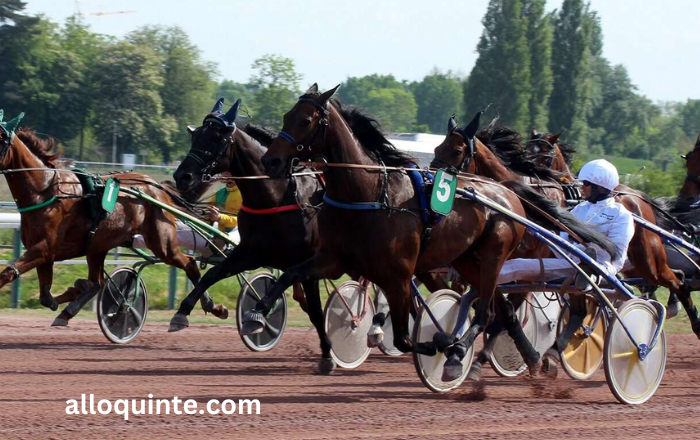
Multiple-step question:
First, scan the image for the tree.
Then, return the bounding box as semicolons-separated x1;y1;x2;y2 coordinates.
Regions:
410;69;463;134
128;26;217;159
463;0;531;134
549;0;602;150
681;100;700;139
523;0;553;130
248;54;301;128
215;80;255;116
92;41;177;163
365;88;417;132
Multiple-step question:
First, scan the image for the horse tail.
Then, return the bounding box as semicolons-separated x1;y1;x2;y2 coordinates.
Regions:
502;180;620;262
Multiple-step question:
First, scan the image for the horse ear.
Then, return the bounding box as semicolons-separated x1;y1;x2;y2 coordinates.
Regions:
224;99;242;124
212;98;224;114
187;125;197;136
319;84;341;106
681;154;688;160
548;132;562;144
5;112;24;134
306;83;319;94
695;133;700;148
447;114;457;134
463;111;483;139
530;128;538;138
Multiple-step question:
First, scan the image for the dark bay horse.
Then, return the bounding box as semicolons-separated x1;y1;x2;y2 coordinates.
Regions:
525;130;692;327
432;116;567;260
172;100;327;368
245;85;616;377
0;120;225;325
677;134;700;208
173;98;448;372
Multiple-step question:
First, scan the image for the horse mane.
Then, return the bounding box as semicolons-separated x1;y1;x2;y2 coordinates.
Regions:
240;124;276;147
476;125;564;181
299;92;416;166
15;128;63;168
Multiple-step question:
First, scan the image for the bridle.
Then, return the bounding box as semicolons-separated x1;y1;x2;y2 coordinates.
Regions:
186;117;236;181
276;98;330;158
527;137;556;168
431;129;477;174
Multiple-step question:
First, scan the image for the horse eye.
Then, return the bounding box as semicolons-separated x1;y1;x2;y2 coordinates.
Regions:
453;150;462;157
300;119;311;127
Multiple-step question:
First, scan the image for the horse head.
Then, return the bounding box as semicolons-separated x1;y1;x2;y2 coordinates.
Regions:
261;84;340;178
430;111;482;173
174;98;240;195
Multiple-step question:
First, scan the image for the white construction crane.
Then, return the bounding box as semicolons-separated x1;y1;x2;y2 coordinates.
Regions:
75;2;135;19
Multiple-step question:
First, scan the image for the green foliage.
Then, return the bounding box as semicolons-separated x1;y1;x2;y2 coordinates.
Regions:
681;100;700;140
338;74;418;132
91;41;177;162
464;0;535;134
410;69;463;134
549;0;602;148
248;54;301;128
524;0;553;130
128;26;217;162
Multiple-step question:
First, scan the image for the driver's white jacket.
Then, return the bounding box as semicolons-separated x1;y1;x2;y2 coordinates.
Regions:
497;197;635;285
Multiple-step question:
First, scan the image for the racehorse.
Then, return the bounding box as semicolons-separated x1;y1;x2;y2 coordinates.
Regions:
677;134;700;208
525;129;694;331
0;112;226;325
173;98;451;372
243;85;616;376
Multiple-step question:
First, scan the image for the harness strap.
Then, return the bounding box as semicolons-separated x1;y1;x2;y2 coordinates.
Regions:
322;194;383;210
240;204;302;215
17;196;57;213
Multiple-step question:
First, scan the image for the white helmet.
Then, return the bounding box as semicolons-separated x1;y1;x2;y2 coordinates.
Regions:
577;159;619;191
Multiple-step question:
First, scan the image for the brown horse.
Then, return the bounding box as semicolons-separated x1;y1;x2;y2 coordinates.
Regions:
677;133;700;208
525;130;692;328
0;121;225;325
244;85;616;377
432;117;567;260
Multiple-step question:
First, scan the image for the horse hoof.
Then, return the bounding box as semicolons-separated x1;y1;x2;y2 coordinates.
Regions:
211;305;229;320
466;362;482;382
41;298;58;312
540;349;559;378
51;317;69;327
317;358;336;375
441;358;463;382
367;324;384;347
240;321;265;335
168;314;190;332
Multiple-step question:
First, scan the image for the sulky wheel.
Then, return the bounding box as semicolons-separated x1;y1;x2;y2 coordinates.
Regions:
375;286;414;357
558;294;607;380
531;292;562;356
604;299;666;405
413;289;473;393
324;281;376;369
97;267;148;344
488;298;538;377
236;272;287;352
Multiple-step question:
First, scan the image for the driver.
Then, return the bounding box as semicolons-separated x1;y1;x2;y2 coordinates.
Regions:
497;159;634;286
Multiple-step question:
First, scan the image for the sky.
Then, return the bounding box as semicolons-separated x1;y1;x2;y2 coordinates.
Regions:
24;0;700;103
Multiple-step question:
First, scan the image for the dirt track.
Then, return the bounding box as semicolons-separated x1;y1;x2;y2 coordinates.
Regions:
0;315;699;440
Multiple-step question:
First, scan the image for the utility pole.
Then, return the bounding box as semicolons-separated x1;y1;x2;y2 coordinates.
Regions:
112;120;118;164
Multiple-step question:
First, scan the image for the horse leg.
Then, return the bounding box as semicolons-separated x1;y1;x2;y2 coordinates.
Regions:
494;292;540;375
368;271;442;348
467;315;504;381
168;246;263;332
301;279;335;373
292;283;308;313
677;285;700;338
241;253;343;336
0;244;52;309
540;293;586;376
52;253;107;326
